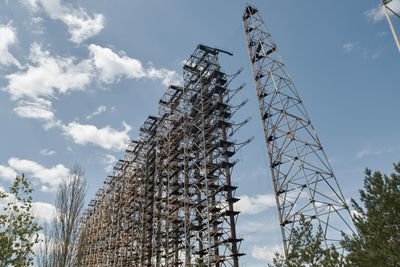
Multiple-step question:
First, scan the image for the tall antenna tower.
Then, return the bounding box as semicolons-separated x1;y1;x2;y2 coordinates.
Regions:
242;5;354;257
382;0;400;54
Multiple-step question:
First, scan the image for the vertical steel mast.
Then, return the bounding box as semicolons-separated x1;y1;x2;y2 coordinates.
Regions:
382;0;400;54
242;5;354;257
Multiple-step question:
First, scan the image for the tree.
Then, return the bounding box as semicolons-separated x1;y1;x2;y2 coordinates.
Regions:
269;215;342;267
342;162;400;266
36;222;56;267
0;174;41;266
37;164;87;267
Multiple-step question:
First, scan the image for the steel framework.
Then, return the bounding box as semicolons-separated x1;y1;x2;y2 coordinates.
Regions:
242;5;354;257
78;45;248;266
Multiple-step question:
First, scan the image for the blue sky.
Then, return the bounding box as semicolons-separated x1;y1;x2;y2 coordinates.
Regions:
0;0;399;265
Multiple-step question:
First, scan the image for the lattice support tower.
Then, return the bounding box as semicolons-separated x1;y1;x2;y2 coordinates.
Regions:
242;5;355;258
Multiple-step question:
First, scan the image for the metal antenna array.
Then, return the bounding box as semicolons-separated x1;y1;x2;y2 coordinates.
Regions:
242;5;354;257
78;45;249;266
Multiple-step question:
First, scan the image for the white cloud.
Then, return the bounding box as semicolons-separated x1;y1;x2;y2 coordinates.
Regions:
40;148;56;156
4;43;93;100
89;44;146;83
86;105;106;120
14;98;55;121
0;24;21;68
20;0;40;12
103;154;117;173
89;44;181;86
32;16;43;24
343;42;357;52
2;42;180;151
61;11;105;44
32;201;56;222
371;51;380;60
0;165;18;181
147;65;182;86
378;31;389;37
235;194;275;215
8;158;69;191
251;244;283;262
0;190;55;224
21;0;105;43
366;0;400;21
4;43;179;106
62;121;131;151
357;145;400;159
4;43;179;110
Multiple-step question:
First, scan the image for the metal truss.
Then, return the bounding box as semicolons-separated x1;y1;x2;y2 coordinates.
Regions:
242;5;355;258
78;45;249;266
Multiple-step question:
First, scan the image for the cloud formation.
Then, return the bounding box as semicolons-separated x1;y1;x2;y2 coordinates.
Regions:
147;65;182;87
3;43;180;103
0;188;56;222
3;42;179;151
4;158;69;191
103;154;117;173
62;121;131;151
251;244;283;262
86;105;106;120
21;0;105;43
40;148;56;156
89;44;146;83
235;194;275;215
0;24;21;68
357;145;400;159
0;165;18;181
343;42;357;52
89;44;181;86
32;201;57;222
14;98;55;121
5;43;93;100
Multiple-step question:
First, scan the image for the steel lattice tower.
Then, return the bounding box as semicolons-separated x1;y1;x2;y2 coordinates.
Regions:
242;5;354;257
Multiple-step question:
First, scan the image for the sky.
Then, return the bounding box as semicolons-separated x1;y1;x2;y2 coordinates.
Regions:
0;0;399;265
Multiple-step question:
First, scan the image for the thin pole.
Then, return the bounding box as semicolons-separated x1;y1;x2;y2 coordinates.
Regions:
382;0;400;54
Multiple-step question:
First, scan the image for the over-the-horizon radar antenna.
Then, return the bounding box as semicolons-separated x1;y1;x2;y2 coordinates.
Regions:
242;5;355;257
78;45;249;266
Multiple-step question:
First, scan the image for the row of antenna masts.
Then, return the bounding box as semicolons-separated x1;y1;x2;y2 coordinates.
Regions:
382;0;400;54
78;3;396;265
78;44;251;266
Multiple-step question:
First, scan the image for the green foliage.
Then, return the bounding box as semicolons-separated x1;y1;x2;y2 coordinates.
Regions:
269;215;342;267
0;174;42;266
342;162;400;267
